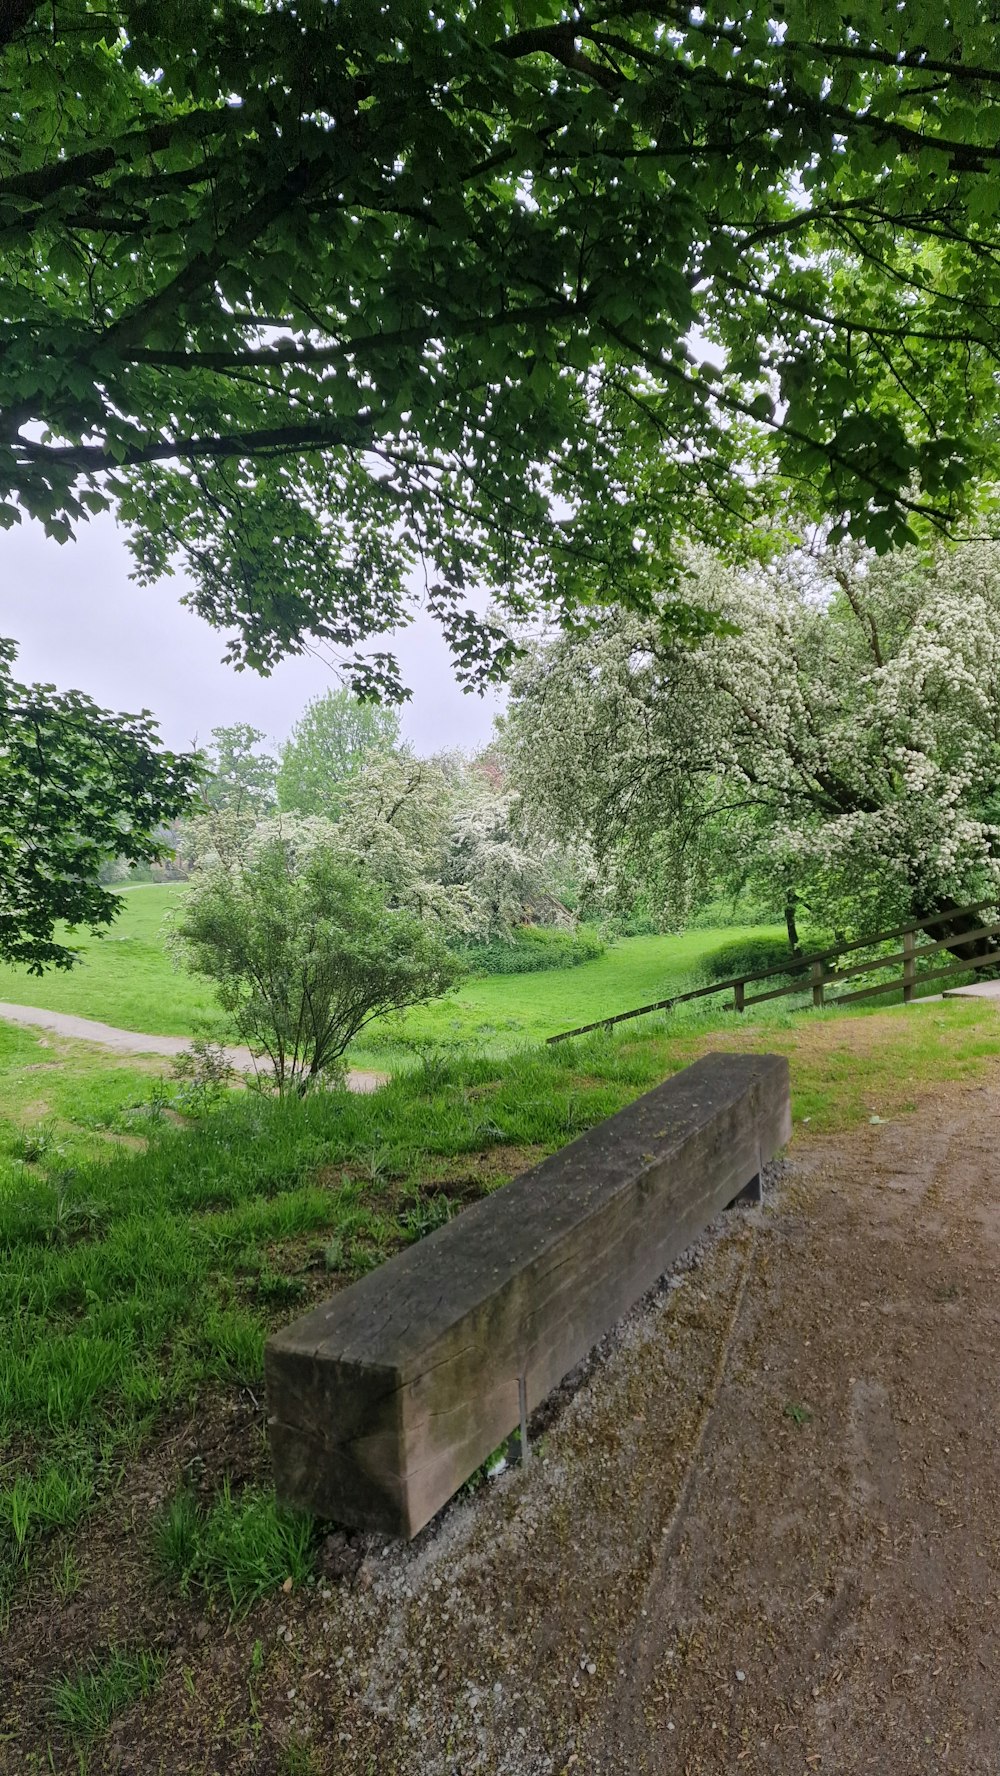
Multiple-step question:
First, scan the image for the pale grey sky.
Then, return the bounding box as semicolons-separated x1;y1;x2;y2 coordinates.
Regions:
0;511;504;758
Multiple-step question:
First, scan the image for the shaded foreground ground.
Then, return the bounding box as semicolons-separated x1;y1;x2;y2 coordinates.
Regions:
7;1050;1000;1772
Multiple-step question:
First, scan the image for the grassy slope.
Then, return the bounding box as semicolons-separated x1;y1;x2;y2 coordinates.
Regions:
355;926;784;1066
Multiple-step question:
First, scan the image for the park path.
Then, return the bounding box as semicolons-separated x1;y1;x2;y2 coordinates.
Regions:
0;1000;387;1093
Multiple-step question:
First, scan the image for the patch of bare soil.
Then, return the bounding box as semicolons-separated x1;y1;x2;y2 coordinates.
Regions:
9;1077;1000;1773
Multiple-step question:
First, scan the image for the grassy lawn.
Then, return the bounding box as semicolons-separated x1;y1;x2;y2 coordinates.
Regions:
0;1022;180;1170
0;884;785;1060
354;925;787;1066
0;885;217;1037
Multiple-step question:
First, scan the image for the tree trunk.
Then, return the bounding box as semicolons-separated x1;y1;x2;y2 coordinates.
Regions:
784;890;800;954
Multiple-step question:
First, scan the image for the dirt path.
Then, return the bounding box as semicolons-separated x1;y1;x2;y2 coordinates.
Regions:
581;1088;1000;1774
8;1068;1000;1773
0;1000;387;1093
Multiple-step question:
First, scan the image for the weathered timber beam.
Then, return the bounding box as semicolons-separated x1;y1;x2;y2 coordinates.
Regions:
264;1052;791;1538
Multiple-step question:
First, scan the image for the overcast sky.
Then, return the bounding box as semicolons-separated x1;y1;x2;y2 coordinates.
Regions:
0;511;504;758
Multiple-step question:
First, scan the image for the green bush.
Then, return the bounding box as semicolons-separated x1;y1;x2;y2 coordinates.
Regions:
700;933;808;985
459;924;606;976
687;898;785;930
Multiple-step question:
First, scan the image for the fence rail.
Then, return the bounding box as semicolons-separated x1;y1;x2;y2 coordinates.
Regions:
546;901;1000;1046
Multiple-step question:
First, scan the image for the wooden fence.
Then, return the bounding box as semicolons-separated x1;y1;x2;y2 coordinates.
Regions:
547;900;1000;1046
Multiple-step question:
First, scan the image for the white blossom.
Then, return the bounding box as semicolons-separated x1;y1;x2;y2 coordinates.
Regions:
506;542;1000;935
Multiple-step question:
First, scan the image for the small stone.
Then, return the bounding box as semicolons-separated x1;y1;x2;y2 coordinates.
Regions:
585;1662;597;1676
736;1670;746;1683
282;1577;294;1594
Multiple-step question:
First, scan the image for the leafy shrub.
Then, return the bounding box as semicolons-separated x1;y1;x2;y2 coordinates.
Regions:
459;924;605;976
174;838;461;1094
700;933;808;985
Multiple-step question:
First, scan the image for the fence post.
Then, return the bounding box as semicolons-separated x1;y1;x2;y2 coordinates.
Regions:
902;927;915;1003
810;960;825;1008
734;980;745;1013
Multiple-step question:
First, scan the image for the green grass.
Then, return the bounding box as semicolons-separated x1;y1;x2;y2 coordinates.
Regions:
354;924;788;1068
49;1646;166;1742
0;1020;184;1168
0;884;216;1037
154;1483;316;1610
0;883;786;1062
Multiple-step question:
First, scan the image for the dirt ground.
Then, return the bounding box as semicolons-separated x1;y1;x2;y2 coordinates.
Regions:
8;1065;1000;1773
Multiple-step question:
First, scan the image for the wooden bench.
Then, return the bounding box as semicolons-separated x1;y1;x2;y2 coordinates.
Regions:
265;1051;791;1538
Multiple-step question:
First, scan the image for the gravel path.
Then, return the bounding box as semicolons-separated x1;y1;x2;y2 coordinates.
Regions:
0;1000;387;1093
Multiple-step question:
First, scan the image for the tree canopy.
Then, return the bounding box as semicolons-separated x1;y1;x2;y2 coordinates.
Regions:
0;642;197;969
505;544;1000;945
276;690;399;820
203;722;277;813
7;4;1000;694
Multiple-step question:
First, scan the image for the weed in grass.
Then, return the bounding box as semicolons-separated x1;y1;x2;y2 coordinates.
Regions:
251;1270;308;1307
53;1544;83;1601
49;1646;165;1742
402;1194;453;1241
42;1175;107;1247
358;1141;401;1187
345;1242;383;1276
155;1483;317;1611
10;1121;64;1166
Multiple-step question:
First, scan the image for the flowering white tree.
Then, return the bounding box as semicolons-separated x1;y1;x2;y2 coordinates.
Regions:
181;745;582;946
505;545;1000;954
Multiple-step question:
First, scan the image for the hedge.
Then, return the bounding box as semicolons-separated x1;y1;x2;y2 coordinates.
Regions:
459;925;606;976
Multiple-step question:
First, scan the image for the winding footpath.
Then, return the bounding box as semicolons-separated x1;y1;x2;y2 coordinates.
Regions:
0;1000;387;1093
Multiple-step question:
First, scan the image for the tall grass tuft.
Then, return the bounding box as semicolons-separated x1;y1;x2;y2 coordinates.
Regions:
50;1646;166;1741
154;1483;317;1611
